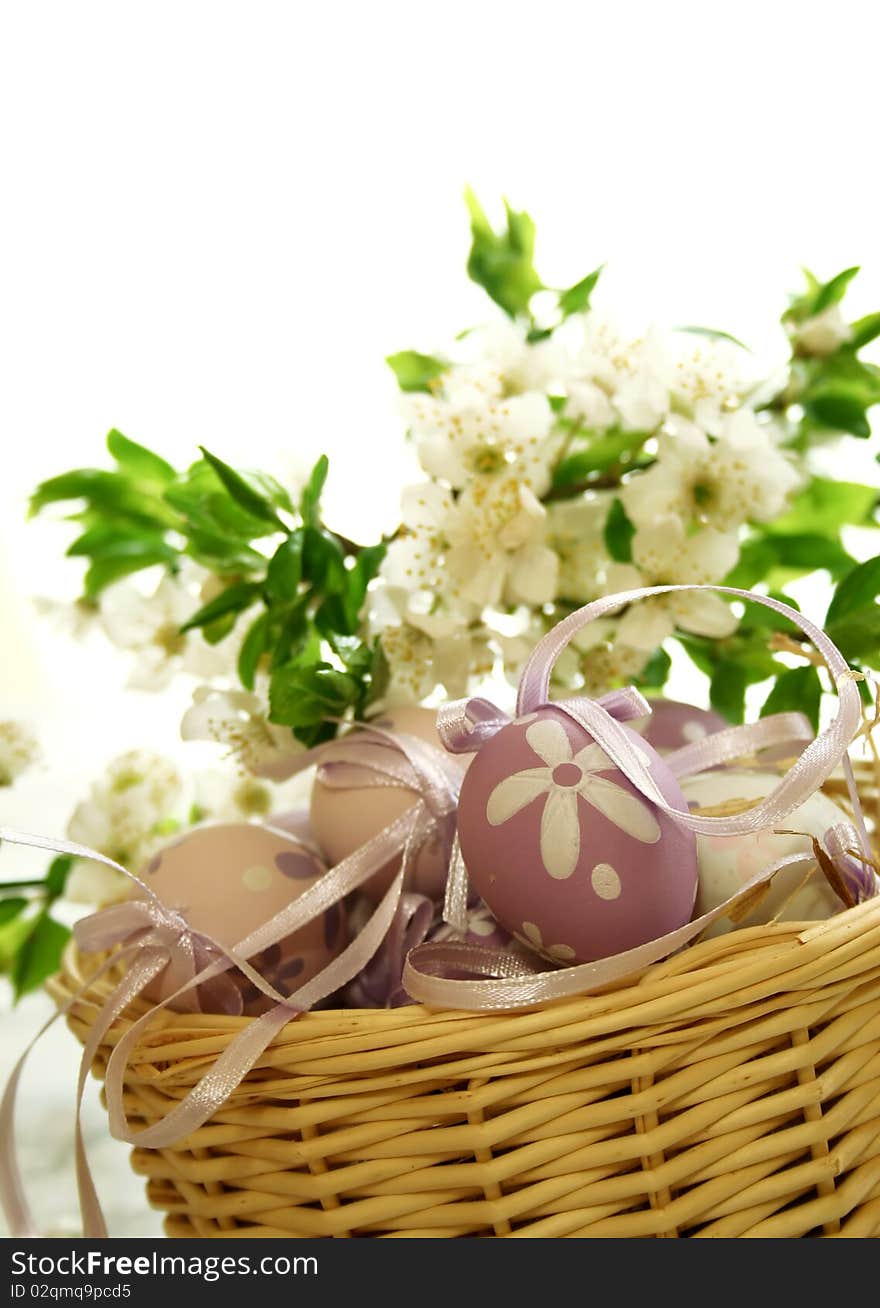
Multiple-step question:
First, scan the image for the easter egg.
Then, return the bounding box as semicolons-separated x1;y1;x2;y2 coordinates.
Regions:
683;770;847;937
429;901;511;950
633;699;727;753
140;821;344;1015
456;706;698;966
310;706;469;902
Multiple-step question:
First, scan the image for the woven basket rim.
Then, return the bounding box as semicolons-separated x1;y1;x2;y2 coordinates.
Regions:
49;893;880;1041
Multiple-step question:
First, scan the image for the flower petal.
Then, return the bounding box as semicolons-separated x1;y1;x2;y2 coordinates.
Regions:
579;776;661;844
572;740;614;773
540;788;581;879
486;769;551;825
525;719;572;767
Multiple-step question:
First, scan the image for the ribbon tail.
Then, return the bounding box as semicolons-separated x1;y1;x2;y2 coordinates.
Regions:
404;851;821;1011
0;944;154;1239
442;832;469;934
103;827;419;1151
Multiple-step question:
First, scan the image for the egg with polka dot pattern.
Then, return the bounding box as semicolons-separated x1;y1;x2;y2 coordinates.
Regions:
139;822;344;1015
455;706;699;966
633;699;728;753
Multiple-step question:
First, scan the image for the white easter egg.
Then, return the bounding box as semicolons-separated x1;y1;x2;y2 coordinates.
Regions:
683;770;847;938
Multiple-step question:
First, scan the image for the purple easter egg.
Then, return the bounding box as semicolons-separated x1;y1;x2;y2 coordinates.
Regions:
456;706;698;965
430;901;511;951
634;699;727;753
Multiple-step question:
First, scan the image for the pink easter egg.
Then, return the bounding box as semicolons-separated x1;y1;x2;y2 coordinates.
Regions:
310;706;470;902
456;706;698;965
139;821;344;1015
634;699;728;753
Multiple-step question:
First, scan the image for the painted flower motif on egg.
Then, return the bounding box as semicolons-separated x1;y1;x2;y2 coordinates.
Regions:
140;821;344;1015
456;707;699;965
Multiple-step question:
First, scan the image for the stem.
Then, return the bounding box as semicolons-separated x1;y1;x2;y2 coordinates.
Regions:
0;880;46;893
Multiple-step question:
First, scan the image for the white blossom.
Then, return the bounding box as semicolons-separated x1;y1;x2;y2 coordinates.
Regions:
792;305;852;357
66;749;183;879
99;565;240;691
180;686;300;778
376;622;483;707
622;410;799;533
405;388;558;496
604;563;737;649
0;721;38;786
546;496;609;602
631;514;741;585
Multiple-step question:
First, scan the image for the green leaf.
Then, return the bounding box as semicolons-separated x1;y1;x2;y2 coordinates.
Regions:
298;455;329;527
165;461;279;541
0;898;28;927
676;325;750;350
635;646;671;690
723;537;779;589
302;526;347;594
812;266;860;315
30;469;177;529
552;429;649;486
558;266;603;318
386;350;449;394
787;266;860;324
825;556;880;626
183;529;264;574
768;476;878;534
106;430;175;484
824;557;880;664
739;590;801;633
709;661;750;724
265;531;303;601
848;312;880;350
179;581;260;634
603;498;636;563
199;447;287;529
803;391;872;439
237;612;270;690
464;187;542;319
269;661;359;738
768;533;855;581
66;523;174;561
677;634;718;679
44;856;74;903
761;665;822;733
11;912;71;1001
826;609;880;662
83;542;179;598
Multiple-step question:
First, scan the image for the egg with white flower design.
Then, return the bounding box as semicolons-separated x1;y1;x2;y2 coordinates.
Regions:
139;822;344;1015
455;707;698;965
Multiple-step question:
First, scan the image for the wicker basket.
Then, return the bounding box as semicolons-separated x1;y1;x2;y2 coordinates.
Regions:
48;892;880;1239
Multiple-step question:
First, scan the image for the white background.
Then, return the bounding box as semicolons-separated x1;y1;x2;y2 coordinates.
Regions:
1;0;879;1237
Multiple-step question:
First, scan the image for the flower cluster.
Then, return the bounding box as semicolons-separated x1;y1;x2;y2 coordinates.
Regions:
64;747;310;904
372;314;801;703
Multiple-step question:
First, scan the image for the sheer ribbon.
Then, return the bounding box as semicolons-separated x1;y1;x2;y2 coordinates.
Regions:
0;721;461;1238
405;585;875;1007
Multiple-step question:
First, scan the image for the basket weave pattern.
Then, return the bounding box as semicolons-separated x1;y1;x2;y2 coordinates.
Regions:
49;895;880;1239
